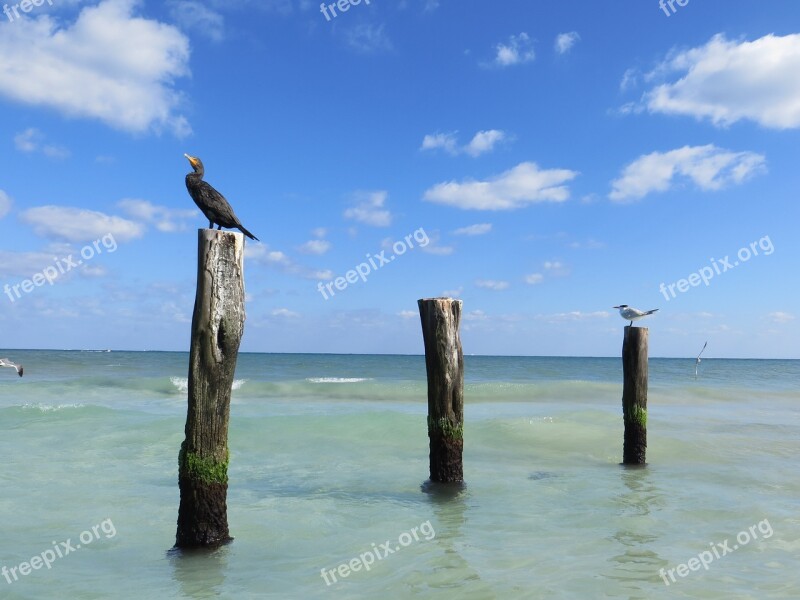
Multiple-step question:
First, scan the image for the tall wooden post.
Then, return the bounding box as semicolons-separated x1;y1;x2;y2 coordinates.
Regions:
418;298;464;483
622;326;648;465
176;230;245;548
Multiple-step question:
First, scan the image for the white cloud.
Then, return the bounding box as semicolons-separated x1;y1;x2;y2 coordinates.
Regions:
398;310;417;319
118;199;197;232
0;0;191;136
609;144;766;202
490;33;535;67
442;286;463;298
421;130;507;157
421;132;459;154
311;227;327;239
169;1;224;41
298;239;331;255
271;308;300;318
245;243;332;280
767;311;795;324
475;279;509;291
524;273;543;285
453;223;492;236
424;161;578;210
643;33;800;129
20;205;145;243
465;130;506;157
344;191;393;227
554;32;580;55
13;128;70;158
0;190;11;219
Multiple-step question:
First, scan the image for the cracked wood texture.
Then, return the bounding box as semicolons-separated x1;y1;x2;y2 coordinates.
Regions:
418;298;464;483
622;326;648;466
176;229;245;548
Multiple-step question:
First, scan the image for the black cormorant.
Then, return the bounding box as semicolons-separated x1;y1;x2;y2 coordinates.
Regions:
184;154;259;241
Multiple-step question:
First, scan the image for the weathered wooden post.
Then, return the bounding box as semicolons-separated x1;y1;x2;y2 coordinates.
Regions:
621;326;648;465
418;298;464;483
176;229;245;548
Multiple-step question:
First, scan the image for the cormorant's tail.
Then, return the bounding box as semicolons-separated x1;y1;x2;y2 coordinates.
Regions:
237;225;258;241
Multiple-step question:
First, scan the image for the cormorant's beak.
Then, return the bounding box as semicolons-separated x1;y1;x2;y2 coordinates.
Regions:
184;153;197;167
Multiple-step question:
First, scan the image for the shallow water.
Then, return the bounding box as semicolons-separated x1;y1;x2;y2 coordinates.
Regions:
1;352;798;598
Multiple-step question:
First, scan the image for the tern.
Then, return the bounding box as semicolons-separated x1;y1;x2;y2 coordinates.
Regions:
0;358;23;377
613;305;659;327
695;341;707;379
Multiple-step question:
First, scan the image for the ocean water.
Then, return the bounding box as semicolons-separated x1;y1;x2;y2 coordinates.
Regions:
0;351;798;599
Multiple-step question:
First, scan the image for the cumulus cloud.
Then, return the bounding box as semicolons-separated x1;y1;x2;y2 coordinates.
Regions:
118;199;198;232
0;0;191;136
489;33;535;67
20;205;145;243
421;130;507;157
643;33;800;129
524;273;543;285
424;162;578;210
245;243;332;280
609;144;766;202
298;239;331;255
344;191;393;227
554;32;580;55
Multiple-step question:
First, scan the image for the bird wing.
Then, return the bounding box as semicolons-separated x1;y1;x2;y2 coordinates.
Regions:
195;181;244;229
696;341;708;360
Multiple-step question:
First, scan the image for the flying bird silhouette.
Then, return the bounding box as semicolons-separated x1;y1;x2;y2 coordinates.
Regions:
184;154;259;241
695;341;708;379
0;358;23;377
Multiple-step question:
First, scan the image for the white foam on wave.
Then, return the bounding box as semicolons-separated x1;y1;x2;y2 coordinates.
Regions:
306;377;372;383
170;377;189;393
21;403;85;412
171;377;246;393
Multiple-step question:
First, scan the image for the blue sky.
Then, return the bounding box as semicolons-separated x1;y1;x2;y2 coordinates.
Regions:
0;0;798;357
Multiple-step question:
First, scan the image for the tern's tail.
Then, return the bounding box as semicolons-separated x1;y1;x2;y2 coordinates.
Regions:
646;309;659;315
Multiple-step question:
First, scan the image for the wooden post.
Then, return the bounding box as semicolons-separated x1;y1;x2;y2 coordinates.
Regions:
176;230;246;548
418;298;464;483
621;326;648;465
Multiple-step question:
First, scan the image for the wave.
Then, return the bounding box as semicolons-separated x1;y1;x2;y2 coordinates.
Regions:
169;377;246;393
306;377;373;383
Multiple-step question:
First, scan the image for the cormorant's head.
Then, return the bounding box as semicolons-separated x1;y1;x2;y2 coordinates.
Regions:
184;153;204;174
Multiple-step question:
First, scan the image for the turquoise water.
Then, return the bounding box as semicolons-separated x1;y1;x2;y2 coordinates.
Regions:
1;352;798;599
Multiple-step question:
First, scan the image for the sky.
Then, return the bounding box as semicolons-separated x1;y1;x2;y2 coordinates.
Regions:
0;0;798;358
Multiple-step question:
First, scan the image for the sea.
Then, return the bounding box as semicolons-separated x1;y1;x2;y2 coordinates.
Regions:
0;351;798;599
